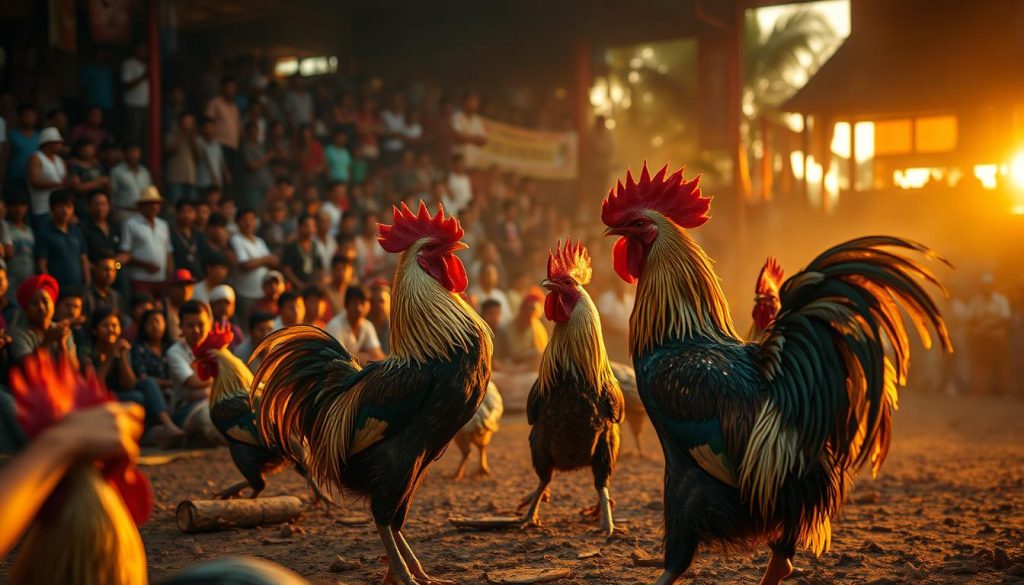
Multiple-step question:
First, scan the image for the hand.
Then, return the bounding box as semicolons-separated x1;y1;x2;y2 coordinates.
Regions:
43;321;70;345
143;260;160;274
117;339;132;357
42;402;145;468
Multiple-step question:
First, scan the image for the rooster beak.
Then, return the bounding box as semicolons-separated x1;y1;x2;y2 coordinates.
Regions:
448;241;470;252
604;227;626;237
541;279;556;291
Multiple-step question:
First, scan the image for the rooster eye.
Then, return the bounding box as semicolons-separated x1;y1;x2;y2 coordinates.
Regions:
632;219;646;228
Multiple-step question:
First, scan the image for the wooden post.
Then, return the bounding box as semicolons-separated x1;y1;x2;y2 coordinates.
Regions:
147;0;161;185
176;496;304;533
849;119;857;193
761;116;772;201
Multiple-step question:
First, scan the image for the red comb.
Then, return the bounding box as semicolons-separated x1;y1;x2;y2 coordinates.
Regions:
378;201;464;254
755;257;785;296
601;162;710;229
9;350;152;525
192;321;234;381
547;238;592;286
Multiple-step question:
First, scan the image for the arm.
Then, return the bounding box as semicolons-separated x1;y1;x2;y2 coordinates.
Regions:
116;341;138;390
80;254;91;286
122;62;148;89
27;156;64;190
0;402;144;557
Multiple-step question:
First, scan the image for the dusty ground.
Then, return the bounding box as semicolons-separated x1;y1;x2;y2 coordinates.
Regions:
11;392;1024;584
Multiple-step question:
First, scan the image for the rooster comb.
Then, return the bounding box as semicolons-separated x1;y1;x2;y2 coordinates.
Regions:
192;321;235;359
378;201;464;254
755;257;785;296
601;161;710;229
9;351;109;438
547;238;592;286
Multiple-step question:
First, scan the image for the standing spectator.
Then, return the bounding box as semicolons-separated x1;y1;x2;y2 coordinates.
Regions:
295;123;326;184
9;275;78;368
355;98;380;160
4;190;34;293
252;270;285;316
204;212;236;267
26;127;66;229
325;251;357;315
119;187;172;298
368;280;391;354
196;116;230;190
496;200;524;261
80;50;115;116
35;190;89;289
230;207;277;320
239;121;273;210
445;154;473;214
379;92;408;164
110;144;153;223
234;310;275;365
354;213;386;280
245;100;268;146
82;252;124;317
80;191;121;261
209;284;243;351
320;181;348;236
120;42;150;148
163;85;188;133
284;76;314;129
391;150;420;195
967;273;1011;395
192;251;231;304
257;198;291;256
69;106;111;151
325;285;384;363
324;128;353;183
280;213;323;289
4;104;39;193
45;108;70;143
451;91;487;158
267;120;294;178
164;269;196;344
205;76;241;186
67;140;110;204
469;262;510;325
170;198;208;279
164;112;199;204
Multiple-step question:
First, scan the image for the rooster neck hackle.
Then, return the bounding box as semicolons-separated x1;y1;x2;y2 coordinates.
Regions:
630;215;739;356
209;348;254;402
387;242;493;366
538;287;615;395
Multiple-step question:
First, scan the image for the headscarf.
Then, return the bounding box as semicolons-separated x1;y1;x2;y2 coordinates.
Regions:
16;274;59;309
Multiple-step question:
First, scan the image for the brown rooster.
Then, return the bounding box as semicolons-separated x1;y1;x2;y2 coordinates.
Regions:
749;256;784;340
518;239;625;537
452;380;503;480
251;202;492;585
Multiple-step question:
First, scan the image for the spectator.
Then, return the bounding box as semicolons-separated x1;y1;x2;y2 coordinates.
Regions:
9;275;77;368
273;290;304;329
230;207;277;320
497;199;524;260
368;280;391;354
0;261;22;334
252;270;285;316
122;292;155;343
325;285;384;363
444;153;473;214
391;149;420;195
163;86;188;133
284;76;314;128
480;298;503;335
281;213;324;289
324;128;353;183
164;112;199;204
239;121;273;210
80;190;121;261
967;273;1011;395
257;198;291;257
165;269;196;344
498;289;547;371
192;251;231;303
82;252;124;317
45;108;69;143
35;189;89;289
355;98;380;160
245;100;268;146
234;310;275;366
87;308;184;446
380;92;408;164
4;189;34;292
27;127;67;229
452;90;487;157
209;284;243;352
80;50;115;114
267;120;294;178
204;212;236;267
470;262;510;325
119;187;172;298
131;309;173;397
69;106;111;152
205;76;241;183
110;144;153;222
120;42;150;147
166;300;217;442
354;212;387;280
67;140;110;201
170;198;208;279
325;251;357;315
4;104;39;194
295;124;326;184
301;285;329;328
196;116;231;190
320;181;348;236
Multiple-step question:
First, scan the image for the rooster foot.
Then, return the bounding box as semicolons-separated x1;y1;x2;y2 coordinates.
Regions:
474;466;491;478
214;480;250;500
580;497;615;520
379;569;420;585
516;488;550;512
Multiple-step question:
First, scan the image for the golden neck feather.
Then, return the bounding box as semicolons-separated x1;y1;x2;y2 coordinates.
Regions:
211;348;254;402
538;287;616;394
387;245;493;365
630;215;739;355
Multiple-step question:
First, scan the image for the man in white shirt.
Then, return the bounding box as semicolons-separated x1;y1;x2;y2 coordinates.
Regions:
121;42;150;148
451;91;487;158
110;144;153;222
231;207;278;320
196;115;230;189
325;285;385;364
469;262;511;326
167;299;220;445
119;186;172;298
445;154;473;214
380;92;408;164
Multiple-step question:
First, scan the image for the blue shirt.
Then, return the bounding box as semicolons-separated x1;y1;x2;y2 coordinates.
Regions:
325;144;352;183
7;129;40;181
80;63;115;112
34;220;87;288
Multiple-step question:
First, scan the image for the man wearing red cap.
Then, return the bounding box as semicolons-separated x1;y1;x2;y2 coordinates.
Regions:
9;275;79;370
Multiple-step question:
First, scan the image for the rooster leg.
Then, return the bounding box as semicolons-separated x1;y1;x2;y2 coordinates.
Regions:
476;443;491;477
757;552;793;585
518;479;551;527
452;439;471;481
596;486;623;537
214;480;250;500
652;571;682;585
396;530;456;585
376;524;420;585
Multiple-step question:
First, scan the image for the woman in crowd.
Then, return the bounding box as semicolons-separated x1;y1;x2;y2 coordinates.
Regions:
88;307;185;445
295;123;326;185
67;140;110;204
131;309;174;394
4;190;35;296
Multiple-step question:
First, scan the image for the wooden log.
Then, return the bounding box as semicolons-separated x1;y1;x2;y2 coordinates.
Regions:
177;496;303;533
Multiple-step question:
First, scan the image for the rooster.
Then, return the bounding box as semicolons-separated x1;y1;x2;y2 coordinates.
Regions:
601;163;951;585
191;322;322;501
610;361;647;458
251;202;492;585
518;239;625;537
452;380;503;480
749;257;784;340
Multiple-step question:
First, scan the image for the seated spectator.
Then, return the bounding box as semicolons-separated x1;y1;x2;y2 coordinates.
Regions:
131;309;173;395
498;289;548;372
110;144;153;223
69;105;111;151
119;186;172;298
234;310;275;366
273;290;305;329
325;285;384;364
390;149;419;195
470;262;511;326
209;284;243;352
122;292;155;343
301;285;329;328
0;262;25;333
325;251;357;316
480;298;503;335
4;191;34;293
87;308;184;446
257;199;291;257
166;300;220;445
231;207;277;320
192;251;231;304
80;190;121;263
324;128;353;183
295;123;326;184
35;189;90;289
67;140;110;203
368;280;391;354
82;252;124;317
9;275;78;369
165;269;196;343
313;210;338;269
281;213;324;289
445;153;473;213
252;270;285;317
171;198;209;279
320;181;348;237
354;213;387;280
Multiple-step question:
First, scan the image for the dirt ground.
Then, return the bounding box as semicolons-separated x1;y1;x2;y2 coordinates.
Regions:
14;391;1024;584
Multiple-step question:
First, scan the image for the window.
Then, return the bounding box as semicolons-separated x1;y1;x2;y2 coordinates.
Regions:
873;119;913;155
915;115;957;153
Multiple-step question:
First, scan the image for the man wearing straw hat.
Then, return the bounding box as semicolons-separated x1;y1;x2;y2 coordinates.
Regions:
118;186;173;298
26;127;66;232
